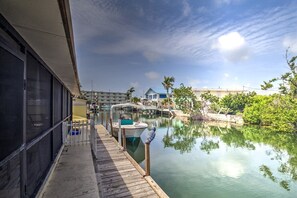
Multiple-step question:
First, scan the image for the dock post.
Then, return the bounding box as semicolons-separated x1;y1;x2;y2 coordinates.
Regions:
145;143;150;176
105;113;109;130
122;128;126;151
110;118;114;137
145;127;156;176
118;119;122;147
101;113;104;125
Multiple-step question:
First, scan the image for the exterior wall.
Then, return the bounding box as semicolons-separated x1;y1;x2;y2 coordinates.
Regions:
0;16;72;198
193;89;245;100
81;91;126;106
204;113;244;124
73;98;87;119
144;88;167;106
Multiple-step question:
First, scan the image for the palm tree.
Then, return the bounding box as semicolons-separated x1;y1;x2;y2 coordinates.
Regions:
126;87;135;102
162;76;175;108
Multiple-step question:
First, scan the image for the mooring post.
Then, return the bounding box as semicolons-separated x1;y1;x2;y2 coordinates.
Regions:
106;113;109;130
145;127;156;176
145;142;150;176
122;128;126;151
110;118;114;137
101;113;104;125
118;119;122;147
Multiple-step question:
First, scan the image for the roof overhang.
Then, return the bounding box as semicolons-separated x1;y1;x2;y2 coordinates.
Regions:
0;0;80;95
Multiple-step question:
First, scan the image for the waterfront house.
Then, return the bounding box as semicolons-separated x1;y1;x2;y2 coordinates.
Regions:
144;88;168;107
0;1;80;197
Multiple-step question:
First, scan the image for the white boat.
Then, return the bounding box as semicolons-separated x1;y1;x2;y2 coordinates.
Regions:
110;103;148;138
112;122;148;138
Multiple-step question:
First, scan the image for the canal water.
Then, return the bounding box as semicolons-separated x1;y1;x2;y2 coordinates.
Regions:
97;112;297;198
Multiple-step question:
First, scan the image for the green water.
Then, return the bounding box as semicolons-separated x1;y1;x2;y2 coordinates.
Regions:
96;112;297;197
127;116;297;198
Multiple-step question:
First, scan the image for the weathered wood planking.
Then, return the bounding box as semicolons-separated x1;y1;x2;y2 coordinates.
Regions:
95;125;162;198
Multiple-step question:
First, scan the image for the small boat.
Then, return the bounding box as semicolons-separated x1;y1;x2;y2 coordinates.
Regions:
110;103;148;138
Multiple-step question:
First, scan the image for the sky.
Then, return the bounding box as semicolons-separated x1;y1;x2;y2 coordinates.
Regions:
70;0;297;97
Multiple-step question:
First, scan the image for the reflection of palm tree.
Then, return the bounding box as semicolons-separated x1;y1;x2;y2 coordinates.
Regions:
162;121;203;153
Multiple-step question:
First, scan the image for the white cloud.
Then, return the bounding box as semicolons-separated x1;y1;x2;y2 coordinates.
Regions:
71;0;297;65
283;36;297;54
182;0;191;17
234;76;238;80
215;32;249;62
145;71;160;80
224;73;229;78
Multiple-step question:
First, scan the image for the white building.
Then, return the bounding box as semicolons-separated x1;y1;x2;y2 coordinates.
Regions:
82;90;126;107
193;88;246;100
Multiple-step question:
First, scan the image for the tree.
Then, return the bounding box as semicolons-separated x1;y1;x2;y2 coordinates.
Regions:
126;87;135;101
200;91;220;114
243;94;297;132
131;97;140;104
162;76;175;108
173;84;201;115
261;49;297;97
219;92;256;115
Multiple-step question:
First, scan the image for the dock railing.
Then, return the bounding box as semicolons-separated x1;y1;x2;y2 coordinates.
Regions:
104;118;168;197
62;119;98;158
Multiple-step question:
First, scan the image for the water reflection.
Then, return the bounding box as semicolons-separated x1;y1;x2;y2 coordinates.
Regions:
126;137;145;163
95;112;297;195
159;119;297;191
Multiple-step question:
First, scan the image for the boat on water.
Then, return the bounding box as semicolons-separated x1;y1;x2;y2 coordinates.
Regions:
110;103;148;138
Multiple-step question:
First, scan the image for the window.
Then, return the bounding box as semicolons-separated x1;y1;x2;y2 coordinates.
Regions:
26;53;52;142
0;46;23;161
0;154;20;197
53;78;62;124
26;133;51;197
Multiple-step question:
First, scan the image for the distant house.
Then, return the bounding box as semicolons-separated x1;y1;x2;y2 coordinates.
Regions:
193;88;246;100
143;88;167;106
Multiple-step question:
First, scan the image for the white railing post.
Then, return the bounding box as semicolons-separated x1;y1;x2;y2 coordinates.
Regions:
70;121;73;146
118;119;122;147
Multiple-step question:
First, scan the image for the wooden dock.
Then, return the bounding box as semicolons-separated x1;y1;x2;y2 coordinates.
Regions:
94;125;168;198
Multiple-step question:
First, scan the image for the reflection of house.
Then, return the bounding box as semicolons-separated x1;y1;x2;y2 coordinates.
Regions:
0;1;79;197
144;88;167;106
193;88;245;100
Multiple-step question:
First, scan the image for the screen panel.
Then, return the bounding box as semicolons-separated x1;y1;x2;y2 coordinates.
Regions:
26;53;51;142
0;46;23;161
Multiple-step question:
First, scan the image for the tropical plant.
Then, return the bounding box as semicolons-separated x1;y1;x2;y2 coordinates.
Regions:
261;49;297;97
173;83;201;115
126;87;135;101
131;97;140;104
243;94;297;132
162;76;175;108
219;92;256;115
200;91;220;114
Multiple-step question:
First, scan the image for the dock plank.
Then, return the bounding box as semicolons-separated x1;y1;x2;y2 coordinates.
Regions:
95;125;163;198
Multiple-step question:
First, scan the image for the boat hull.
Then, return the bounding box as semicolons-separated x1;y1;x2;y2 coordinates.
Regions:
112;123;148;138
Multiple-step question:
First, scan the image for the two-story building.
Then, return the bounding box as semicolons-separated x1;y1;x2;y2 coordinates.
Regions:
143;88;167;107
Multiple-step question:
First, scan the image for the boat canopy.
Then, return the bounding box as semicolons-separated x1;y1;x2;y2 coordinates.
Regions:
110;103;145;120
